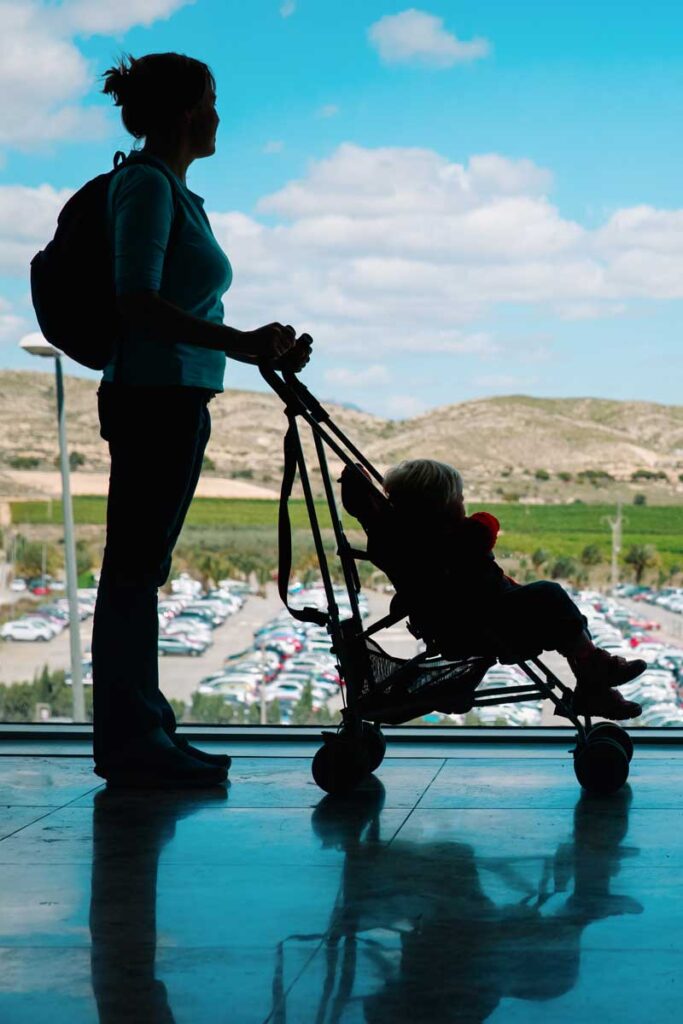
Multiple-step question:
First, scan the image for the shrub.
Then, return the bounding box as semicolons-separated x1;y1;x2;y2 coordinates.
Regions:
633;493;647;506
7;455;41;469
202;454;216;472
534;469;550;481
53;451;85;471
576;469;613;486
557;471;572;482
631;469;667;482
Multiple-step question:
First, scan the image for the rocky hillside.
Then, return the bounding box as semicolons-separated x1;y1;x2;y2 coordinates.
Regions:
1;371;681;502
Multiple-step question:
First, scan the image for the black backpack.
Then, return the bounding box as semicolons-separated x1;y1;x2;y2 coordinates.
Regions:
30;151;178;371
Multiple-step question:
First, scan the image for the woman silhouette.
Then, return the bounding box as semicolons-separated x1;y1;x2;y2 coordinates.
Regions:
92;52;310;788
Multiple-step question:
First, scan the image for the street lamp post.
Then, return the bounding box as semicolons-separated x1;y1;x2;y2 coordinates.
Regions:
19;334;85;721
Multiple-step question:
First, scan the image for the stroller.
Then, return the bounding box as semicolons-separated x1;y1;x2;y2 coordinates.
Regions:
262;365;634;797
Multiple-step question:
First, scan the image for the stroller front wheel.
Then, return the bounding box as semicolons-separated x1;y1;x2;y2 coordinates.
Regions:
574;736;629;795
312;733;371;795
587;722;634;763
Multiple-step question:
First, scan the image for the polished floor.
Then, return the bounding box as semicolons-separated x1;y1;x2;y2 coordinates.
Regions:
0;743;681;1023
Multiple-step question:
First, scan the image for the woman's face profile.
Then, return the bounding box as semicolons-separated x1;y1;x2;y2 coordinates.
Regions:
188;83;219;158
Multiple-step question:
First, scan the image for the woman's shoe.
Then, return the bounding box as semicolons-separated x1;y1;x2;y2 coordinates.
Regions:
95;729;228;789
171;734;232;770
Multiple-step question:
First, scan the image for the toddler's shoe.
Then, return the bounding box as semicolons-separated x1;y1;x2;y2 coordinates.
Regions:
572;686;642;721
570;648;647;689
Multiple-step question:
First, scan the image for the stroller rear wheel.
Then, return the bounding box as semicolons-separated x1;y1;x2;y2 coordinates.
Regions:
361;722;386;773
574;736;629;795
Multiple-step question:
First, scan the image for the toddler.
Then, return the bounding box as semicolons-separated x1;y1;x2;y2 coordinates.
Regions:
378;459;645;721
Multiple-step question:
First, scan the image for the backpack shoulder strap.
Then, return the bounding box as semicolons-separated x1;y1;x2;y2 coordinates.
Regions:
108;151;182;382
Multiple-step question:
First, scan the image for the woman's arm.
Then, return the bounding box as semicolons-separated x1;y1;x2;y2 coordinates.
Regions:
116;291;289;362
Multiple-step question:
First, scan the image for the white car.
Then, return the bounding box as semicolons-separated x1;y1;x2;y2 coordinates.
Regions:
1;619;53;641
9;578;27;592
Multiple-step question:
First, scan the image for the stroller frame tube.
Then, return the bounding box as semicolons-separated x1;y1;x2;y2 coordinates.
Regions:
262;366;589;743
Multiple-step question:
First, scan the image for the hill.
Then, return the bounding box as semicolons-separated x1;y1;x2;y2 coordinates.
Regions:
1;371;681;503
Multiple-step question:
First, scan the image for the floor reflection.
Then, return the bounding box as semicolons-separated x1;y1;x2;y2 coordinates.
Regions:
89;786;228;1023
275;780;640;1023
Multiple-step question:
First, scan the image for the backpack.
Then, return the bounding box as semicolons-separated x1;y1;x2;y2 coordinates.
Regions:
30;151;178;371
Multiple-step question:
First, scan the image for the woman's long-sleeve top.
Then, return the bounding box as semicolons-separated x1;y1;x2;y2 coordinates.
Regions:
102;152;232;391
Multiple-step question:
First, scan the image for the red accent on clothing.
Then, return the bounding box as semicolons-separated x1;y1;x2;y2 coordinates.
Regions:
469;511;500;552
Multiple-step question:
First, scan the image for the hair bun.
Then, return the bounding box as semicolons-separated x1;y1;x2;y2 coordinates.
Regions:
101;58;133;106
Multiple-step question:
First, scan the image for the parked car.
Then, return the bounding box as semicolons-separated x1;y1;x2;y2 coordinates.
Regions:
9;577;27;592
1;619;53;642
158;636;207;657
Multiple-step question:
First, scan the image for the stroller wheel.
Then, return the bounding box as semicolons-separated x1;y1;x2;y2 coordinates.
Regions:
574;737;629;796
587;722;634;763
312;734;371;795
361;722;387;773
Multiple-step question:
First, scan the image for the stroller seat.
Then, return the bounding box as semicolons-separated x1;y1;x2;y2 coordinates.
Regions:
340;463;541;718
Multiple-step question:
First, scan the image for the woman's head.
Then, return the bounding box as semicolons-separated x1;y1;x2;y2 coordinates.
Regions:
102;52;218;156
383;458;464;519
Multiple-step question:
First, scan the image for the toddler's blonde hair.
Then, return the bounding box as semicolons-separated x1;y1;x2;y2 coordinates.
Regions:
383;459;463;514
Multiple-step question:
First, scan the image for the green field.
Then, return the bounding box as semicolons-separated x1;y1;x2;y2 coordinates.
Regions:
10;496;683;570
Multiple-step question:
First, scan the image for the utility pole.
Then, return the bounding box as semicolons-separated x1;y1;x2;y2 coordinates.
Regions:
260;639;267;725
55;356;85;721
605;502;623;590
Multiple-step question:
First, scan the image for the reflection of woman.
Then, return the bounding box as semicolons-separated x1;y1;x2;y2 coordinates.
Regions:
92;53;310;787
89;787;227;1020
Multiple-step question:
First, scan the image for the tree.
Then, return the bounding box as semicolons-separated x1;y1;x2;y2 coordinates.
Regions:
14;538;60;578
633;493;647;506
550;557;577;581
580;544;603;567
624;544;659;584
534;469;550;481
531;548;550;571
292;682;314;725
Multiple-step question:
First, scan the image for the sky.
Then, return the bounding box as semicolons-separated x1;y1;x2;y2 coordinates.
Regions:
1;0;682;418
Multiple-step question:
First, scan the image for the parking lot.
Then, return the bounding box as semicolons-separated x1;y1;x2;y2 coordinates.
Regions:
0;582;412;703
1;576;682;726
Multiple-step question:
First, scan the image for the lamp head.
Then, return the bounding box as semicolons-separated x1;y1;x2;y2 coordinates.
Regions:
19;333;61;358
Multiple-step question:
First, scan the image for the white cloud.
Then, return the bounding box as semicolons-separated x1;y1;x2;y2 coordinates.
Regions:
317;104;340;119
0;296;26;347
473;373;539;390
0;184;73;274
556;301;627;321
56;0;194;35
280;0;296;16
0;0;193;151
368;9;490;68
324;364;390;388
263;140;285;154
6;141;683;376
383;394;427;419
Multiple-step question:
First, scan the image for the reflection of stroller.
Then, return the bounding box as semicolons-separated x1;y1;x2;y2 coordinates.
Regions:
272;782;640;1023
262;366;634;796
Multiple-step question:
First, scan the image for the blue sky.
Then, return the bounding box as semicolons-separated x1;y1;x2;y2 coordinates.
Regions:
1;0;682;416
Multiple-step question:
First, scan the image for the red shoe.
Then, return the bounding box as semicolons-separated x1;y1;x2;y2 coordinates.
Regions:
570;648;647;689
573;687;642;722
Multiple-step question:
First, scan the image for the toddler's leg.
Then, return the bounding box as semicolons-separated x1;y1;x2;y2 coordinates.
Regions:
495;582;644;720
